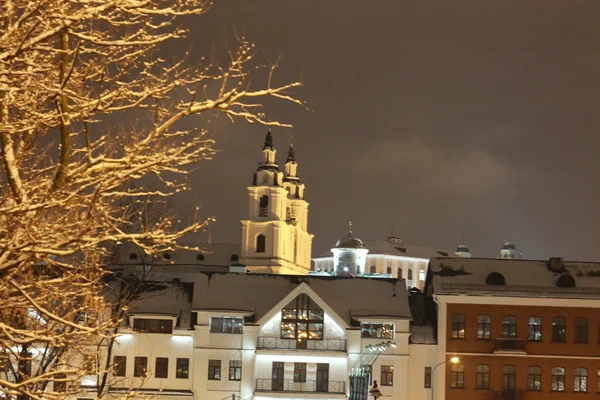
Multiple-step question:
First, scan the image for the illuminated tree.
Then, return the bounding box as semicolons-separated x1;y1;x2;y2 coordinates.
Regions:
0;1;302;398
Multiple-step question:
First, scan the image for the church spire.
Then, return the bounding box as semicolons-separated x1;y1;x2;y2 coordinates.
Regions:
259;130;277;167
284;144;300;181
263;130;274;150
286;144;296;162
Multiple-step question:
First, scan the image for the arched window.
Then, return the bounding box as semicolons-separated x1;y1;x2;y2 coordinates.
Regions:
196;253;205;261
574;317;588;343
573;367;587;392
419;269;425;281
408;269;413;280
370;266;376;274
386;266;392;275
256;234;266;253
551;366;565;392
258;195;269;217
231;254;239;262
502;365;516;390
477;315;491;340
528;366;541;391
397;268;403;279
450;363;464;388
476;364;490;389
503;316;516;338
552;317;566;342
528;316;542;341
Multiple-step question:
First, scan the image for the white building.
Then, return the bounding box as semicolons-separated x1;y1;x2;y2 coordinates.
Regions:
312;233;451;290
67;270;437;400
240;131;314;275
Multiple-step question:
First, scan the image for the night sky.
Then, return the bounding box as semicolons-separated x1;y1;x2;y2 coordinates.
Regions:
171;1;600;260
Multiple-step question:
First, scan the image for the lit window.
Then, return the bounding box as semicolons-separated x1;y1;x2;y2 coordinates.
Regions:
208;360;221;380
210;317;244;334
551;366;565;392
419;269;425;281
502;316;516;338
574;367;587;392
477;315;491;340
527;365;541;391
451;314;465;339
450;363;464;388
281;294;324;343
552;317;566;342
176;358;189;379
528;317;542;341
381;365;393;386
229;360;242;381
360;323;394;339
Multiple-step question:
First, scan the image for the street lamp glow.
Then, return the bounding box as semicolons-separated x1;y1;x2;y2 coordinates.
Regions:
450;356;460;364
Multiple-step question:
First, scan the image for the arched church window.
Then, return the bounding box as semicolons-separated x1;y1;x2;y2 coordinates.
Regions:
259;195;269;217
256;234;266;253
386;267;392;275
370;266;376;274
398;268;403;279
408;269;413;280
196;253;205;261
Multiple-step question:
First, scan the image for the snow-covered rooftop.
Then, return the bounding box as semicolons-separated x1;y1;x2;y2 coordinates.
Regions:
128;272;412;327
314;238;450;260
430;257;600;298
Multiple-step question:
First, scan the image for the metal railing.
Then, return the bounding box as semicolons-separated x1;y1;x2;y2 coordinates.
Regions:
493;389;523;400
494;338;526;352
440;282;600;297
257;337;347;352
255;378;345;394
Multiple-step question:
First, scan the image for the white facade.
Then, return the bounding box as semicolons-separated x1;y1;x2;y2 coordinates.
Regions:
240;132;314;275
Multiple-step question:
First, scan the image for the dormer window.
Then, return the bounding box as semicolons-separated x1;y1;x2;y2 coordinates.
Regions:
281;294;324;345
210;317;243;334
132;318;173;334
361;323;394;339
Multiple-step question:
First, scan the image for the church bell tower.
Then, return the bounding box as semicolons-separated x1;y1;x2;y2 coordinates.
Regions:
240;131;314;275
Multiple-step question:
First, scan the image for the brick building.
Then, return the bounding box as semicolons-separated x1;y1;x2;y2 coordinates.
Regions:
428;257;600;400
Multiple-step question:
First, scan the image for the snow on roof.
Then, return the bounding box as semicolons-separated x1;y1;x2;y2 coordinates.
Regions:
128;271;411;326
314;239;450;260
430;257;600;298
114;242;241;268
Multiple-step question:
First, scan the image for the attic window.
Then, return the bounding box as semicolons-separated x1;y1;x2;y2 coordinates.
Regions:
486;272;506;286
163;253;171;260
556;275;575;288
129;253;138;260
196;254;205;261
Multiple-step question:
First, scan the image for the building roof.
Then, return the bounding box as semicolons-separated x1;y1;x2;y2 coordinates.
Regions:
315;238;449;260
430;257;600;298
129;272;412;327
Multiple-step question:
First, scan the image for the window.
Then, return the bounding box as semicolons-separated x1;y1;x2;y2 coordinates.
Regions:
552;317;566;342
134;357;147;378
281;294;324;341
527;366;541;391
294;363;306;383
424;367;432;388
477;315;491;340
155;357;168;378
419;269;425;281
259;195;269;217
397;268;403;279
208;360;221;380
176;358;189;379
210;317;243;334
386;266;392;274
83;355;96;375
113;356;126;377
476;364;490;389
574;367;587;392
256;234;266;253
408;269;413;280
54;373;67;392
502;316;516;338
380;365;393;386
229;360;242;381
132;318;173;334
574;318;588;343
451;314;465;339
450;363;464;388
196;253;205;261
370;266;376;274
502;365;516;390
360;323;394;339
551;366;565;392
528;317;542;341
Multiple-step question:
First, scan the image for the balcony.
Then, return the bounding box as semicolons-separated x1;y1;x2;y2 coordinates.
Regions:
256;379;346;395
494;338;526;353
257;337;347;352
492;389;523;400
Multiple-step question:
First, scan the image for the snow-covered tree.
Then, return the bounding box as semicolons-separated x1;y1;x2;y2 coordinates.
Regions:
0;1;302;398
